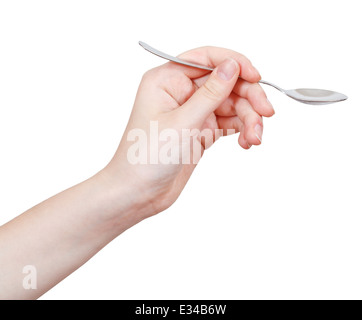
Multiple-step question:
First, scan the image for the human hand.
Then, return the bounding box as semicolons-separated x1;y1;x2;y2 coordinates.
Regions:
103;46;275;219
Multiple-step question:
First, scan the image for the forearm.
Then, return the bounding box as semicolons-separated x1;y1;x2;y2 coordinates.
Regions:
0;168;150;299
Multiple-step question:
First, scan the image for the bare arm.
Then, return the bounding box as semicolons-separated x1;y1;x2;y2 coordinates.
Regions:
0;46;273;299
0;169;153;299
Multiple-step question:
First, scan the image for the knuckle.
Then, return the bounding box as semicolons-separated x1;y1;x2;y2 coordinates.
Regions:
201;80;224;102
142;66;168;82
234;99;251;120
141;68;156;82
180;79;196;101
248;83;266;99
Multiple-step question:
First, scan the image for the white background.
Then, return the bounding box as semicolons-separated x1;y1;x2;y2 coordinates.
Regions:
0;0;361;299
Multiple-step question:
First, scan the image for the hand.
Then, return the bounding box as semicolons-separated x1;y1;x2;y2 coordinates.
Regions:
103;46;275;218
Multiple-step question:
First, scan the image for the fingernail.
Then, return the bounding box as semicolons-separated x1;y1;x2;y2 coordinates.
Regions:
248;64;261;80
254;124;263;143
267;98;275;113
217;58;238;81
253;65;261;78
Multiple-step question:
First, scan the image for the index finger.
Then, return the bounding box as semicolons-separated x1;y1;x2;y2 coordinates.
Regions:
177;46;261;83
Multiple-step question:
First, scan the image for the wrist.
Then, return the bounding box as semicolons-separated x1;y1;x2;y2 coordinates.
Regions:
92;166;157;232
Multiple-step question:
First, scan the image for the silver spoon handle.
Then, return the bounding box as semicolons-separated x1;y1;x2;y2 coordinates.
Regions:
258;80;285;93
139;41;285;93
139;41;213;72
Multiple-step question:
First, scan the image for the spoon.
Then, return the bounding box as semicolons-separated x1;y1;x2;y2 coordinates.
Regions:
139;41;348;105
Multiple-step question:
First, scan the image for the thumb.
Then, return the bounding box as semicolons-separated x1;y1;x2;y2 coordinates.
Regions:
180;58;240;123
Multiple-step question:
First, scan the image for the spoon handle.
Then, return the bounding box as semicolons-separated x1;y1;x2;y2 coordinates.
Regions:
139;41;282;91
139;41;213;72
258;80;285;93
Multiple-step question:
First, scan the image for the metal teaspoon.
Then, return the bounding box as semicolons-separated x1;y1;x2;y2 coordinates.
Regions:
139;41;348;105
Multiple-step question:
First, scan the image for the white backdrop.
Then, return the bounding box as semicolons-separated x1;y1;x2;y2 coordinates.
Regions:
0;0;361;299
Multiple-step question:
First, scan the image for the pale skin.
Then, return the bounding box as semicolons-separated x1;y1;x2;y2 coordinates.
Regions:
0;46;274;299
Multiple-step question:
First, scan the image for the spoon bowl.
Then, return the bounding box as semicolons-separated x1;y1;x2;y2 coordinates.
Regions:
258;80;348;105
139;41;348;105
